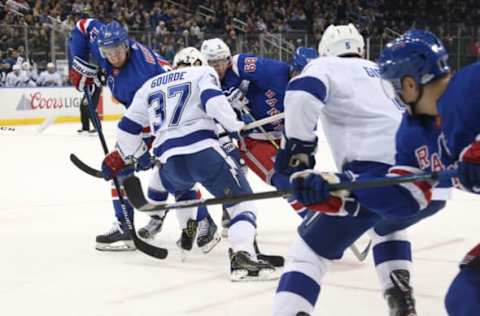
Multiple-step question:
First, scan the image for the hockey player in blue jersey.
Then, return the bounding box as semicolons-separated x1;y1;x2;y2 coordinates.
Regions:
101;47;278;281
68;19;219;253
272;26;455;316
378;30;480;315
201;39;318;219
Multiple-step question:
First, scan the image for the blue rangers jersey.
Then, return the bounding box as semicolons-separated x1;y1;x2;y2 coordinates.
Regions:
353;114;457;217
116;66;244;163
222;54;290;139
438;62;480;160
68;18;170;108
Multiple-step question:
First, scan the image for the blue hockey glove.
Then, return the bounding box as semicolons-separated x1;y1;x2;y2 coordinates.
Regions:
222;141;247;173
274;136;317;176
135;151;154;171
290;170;359;216
458;141;480;192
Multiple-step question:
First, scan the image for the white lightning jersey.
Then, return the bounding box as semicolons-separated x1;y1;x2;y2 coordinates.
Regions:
117;65;243;163
285;56;403;169
37;71;62;87
5;71;36;87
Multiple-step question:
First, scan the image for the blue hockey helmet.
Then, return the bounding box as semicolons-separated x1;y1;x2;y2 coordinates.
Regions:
291;47;319;73
378;29;450;93
97;21;129;57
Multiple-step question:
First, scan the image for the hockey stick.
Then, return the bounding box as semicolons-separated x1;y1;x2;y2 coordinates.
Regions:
241;108;280;149
84;90;168;259
70;153;104;178
123;169;458;212
218;113;284;138
349;240;372;261
69;113;285;179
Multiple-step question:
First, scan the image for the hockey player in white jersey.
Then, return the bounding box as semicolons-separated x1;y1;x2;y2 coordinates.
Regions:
37;63;62;87
101;47;277;281
5;64;36;87
272;24;447;315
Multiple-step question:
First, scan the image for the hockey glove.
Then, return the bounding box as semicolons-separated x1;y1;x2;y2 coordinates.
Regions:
274;136;317;176
101;149;153;180
102;150;128;181
135;150;154;171
290;170;360;216
69;56;100;92
458;141;480;193
223;141;247;173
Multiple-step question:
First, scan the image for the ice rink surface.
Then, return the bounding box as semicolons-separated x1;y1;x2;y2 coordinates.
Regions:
1;122;478;316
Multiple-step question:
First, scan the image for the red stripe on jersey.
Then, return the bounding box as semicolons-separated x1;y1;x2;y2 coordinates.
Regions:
77;19;87;33
390;168;432;202
142;126;151;133
195;190;202;199
289;199;305;211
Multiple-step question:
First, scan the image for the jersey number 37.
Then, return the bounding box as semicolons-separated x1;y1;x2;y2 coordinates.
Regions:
148;82;192;132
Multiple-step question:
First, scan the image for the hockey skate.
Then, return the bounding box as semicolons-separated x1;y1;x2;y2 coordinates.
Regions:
196;214;221;253
138;213;166;239
229;248;278;282
177;219;197;261
384;270;417;316
95;221;135;251
221;207;230;237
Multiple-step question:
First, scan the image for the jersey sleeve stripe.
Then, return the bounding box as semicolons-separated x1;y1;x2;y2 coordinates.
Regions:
388;167;432;209
200;89;224;111
287;76;327;103
76;18;92;34
118;116;144;135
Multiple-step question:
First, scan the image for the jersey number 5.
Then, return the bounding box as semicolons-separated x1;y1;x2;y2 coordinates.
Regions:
149;82;191;132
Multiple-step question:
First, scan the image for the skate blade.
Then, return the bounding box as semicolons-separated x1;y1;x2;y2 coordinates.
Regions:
230;268;279;282
200;233;221;254
95;240;136;252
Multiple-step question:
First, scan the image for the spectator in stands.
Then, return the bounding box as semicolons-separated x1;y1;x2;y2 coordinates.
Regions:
37;62;62;87
3;48;19;71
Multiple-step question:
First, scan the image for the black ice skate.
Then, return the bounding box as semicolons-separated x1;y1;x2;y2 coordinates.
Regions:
177;219;197;261
221;207;230;237
95;221;135;251
229;248;277;282
384;270;417;316
196;214;221;253
138;213;166;239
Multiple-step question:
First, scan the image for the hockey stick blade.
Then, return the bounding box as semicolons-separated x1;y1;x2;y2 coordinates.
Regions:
126;169;457;212
349;240;372;262
83;91;168;260
70;153;103;178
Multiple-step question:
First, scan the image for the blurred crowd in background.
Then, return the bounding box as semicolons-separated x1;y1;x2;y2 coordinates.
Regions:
1;0;480;87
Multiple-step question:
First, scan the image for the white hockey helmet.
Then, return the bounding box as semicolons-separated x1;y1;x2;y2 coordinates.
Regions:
318;23;365;57
22;61;31;71
200;38;231;61
173;47;207;67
